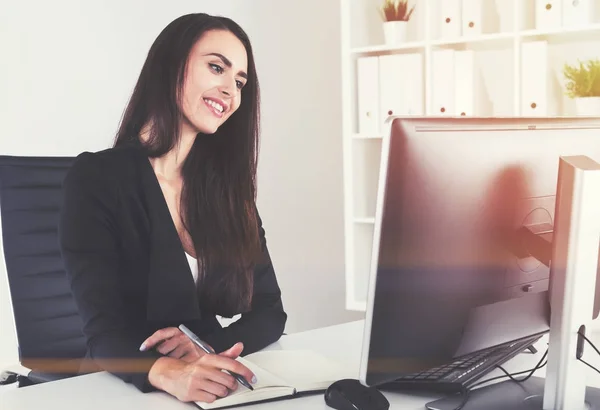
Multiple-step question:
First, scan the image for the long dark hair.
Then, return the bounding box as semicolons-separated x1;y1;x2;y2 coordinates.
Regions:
114;13;261;317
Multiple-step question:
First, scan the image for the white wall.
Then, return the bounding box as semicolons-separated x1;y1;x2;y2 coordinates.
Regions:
239;0;365;333
0;0;363;371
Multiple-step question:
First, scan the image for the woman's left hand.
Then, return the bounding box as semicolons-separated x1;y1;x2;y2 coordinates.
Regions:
140;327;209;363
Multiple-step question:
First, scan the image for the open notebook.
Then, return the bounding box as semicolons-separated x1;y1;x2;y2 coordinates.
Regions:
194;349;350;409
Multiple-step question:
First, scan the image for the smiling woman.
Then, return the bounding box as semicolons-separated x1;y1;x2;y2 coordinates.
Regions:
58;13;286;405
180;32;249;132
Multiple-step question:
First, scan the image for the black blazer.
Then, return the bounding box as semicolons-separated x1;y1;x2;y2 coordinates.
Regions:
58;141;287;392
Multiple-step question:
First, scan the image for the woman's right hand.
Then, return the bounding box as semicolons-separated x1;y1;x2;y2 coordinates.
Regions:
148;342;257;403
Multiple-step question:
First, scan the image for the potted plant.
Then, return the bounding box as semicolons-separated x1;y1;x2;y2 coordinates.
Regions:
379;0;415;45
562;58;600;116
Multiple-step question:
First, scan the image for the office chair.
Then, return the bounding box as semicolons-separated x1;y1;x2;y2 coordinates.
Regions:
0;155;87;386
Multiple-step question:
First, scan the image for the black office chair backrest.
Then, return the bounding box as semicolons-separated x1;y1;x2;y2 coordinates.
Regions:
0;155;86;379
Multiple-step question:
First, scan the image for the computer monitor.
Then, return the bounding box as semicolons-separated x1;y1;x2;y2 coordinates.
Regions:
359;116;600;388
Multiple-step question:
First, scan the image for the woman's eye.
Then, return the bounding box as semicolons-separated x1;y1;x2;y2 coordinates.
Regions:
236;80;245;89
209;63;223;73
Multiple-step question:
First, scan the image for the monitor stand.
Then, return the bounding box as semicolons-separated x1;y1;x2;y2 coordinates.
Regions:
425;377;600;410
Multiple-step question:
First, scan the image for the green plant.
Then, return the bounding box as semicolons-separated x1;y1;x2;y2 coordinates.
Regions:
379;0;415;22
562;58;600;98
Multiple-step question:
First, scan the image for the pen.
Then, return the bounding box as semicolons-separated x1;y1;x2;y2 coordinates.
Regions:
178;324;254;391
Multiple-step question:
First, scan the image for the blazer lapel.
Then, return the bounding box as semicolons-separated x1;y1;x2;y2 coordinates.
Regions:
134;147;202;323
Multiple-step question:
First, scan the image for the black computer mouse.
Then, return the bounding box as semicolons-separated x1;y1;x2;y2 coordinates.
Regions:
324;378;390;410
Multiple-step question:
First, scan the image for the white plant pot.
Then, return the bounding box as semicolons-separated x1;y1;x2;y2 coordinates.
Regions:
575;97;600;116
383;21;408;45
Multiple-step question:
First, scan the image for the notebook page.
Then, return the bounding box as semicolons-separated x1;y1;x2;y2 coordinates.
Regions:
236;356;289;389
195;357;293;409
243;350;349;392
196;385;293;410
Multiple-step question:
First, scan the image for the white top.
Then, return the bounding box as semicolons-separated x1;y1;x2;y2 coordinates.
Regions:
185;252;198;284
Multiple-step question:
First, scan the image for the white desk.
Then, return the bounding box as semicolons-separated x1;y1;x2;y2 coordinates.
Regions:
2;320;600;410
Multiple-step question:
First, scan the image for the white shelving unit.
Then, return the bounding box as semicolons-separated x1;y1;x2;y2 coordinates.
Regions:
340;0;600;311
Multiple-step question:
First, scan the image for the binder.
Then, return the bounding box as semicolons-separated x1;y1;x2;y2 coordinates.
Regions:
378;55;404;125
431;49;455;115
402;53;425;116
454;50;475;116
521;41;559;116
562;0;595;26
462;0;483;37
356;56;380;136
378;53;424;123
454;50;493;117
439;0;462;38
535;0;562;30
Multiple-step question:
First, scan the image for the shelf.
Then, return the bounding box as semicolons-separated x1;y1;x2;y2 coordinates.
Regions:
347;300;367;312
352;133;383;140
341;0;600;312
350;32;516;57
349;24;600;57
350;41;426;56
431;32;516;49
520;23;600;44
354;217;375;224
352;138;382;220
347;222;375;311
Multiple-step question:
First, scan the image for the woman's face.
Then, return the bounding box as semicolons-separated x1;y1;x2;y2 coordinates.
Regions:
180;29;249;135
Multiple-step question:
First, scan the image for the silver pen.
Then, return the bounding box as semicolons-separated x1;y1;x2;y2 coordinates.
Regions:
178;324;254;391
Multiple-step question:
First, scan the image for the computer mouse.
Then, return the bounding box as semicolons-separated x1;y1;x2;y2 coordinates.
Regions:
324;378;390;410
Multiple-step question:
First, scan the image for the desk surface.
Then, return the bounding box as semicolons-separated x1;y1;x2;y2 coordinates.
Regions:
3;320;600;410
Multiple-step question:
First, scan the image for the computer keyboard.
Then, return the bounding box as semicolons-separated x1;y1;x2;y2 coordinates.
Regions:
379;334;543;394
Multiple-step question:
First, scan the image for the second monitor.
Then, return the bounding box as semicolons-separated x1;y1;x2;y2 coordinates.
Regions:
360;116;600;388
